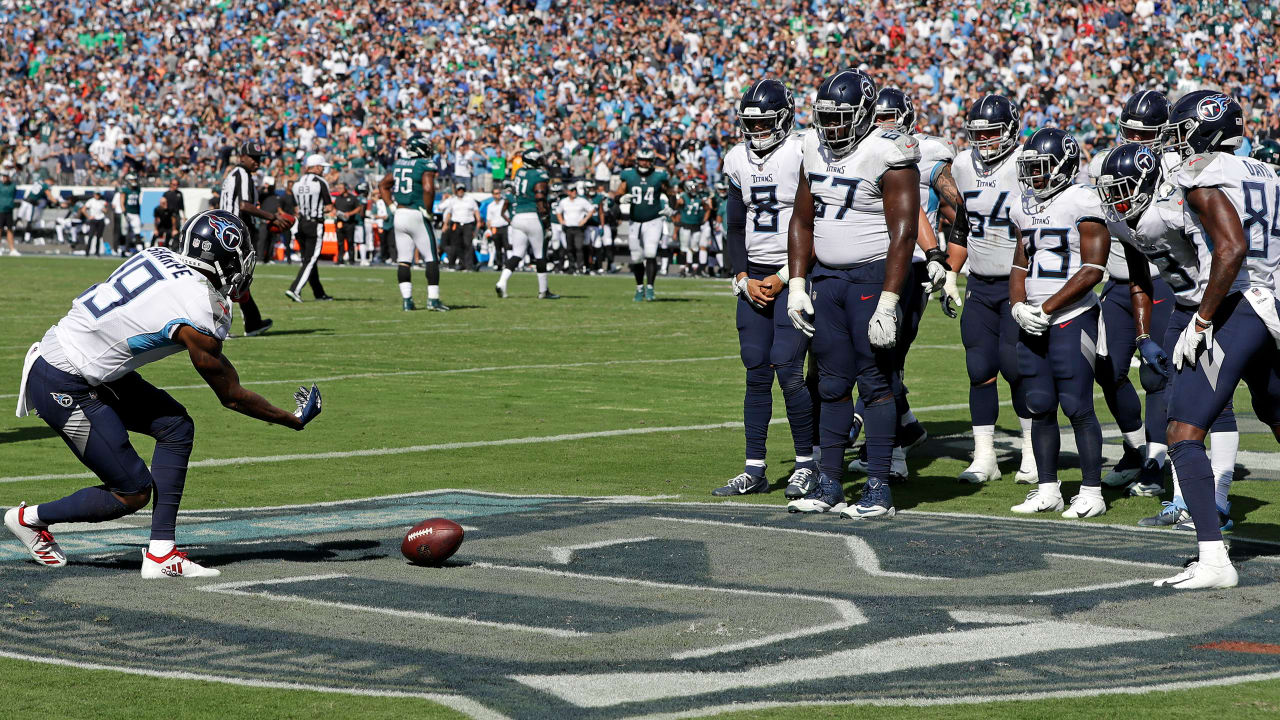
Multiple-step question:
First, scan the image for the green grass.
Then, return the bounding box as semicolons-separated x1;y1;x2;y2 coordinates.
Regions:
1;255;1278;718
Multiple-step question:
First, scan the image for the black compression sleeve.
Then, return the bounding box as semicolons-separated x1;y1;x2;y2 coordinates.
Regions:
726;186;748;275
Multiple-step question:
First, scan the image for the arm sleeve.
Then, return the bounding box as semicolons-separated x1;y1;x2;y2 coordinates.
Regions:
725;181;748;276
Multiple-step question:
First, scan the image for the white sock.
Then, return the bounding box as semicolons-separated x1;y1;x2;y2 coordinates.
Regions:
698;249;708;265
148;539;175;557
22;504;45;527
795;454;812;464
1209;431;1237;508
1079;484;1103;500
1171;463;1182;499
1121;429;1145;451
1039;480;1061;495
1146;441;1168;467
398;281;412;300
1198;540;1229;566
645;283;654;290
972;425;996;460
1019;416;1033;446
636;284;644;291
901;410;918;426
497;268;513;290
427;285;440;300
537;272;549;294
746;459;766;471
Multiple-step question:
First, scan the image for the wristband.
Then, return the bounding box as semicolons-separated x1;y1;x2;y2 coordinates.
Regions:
1081;263;1107;272
775;266;790;284
1136;333;1151;341
1011;264;1029;272
924;247;947;264
787;277;807;298
1193;312;1211;328
875;291;900;312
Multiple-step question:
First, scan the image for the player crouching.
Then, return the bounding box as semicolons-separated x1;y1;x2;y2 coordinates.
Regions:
6;210;322;577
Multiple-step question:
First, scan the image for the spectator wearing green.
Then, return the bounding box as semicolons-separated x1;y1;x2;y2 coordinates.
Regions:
0;170;17;256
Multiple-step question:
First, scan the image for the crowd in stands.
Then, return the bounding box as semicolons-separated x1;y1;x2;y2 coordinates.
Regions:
0;0;1278;196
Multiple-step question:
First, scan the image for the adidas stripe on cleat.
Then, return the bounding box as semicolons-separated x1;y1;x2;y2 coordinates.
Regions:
140;548;221;579
4;503;66;568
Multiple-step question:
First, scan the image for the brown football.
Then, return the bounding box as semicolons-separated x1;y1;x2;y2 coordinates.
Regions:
401;518;464;565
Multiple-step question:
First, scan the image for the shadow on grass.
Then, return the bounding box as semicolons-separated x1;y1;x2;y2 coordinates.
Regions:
0;426;59;444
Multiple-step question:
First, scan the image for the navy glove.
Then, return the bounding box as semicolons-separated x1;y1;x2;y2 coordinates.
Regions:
1137;337;1169;390
293;384;322;428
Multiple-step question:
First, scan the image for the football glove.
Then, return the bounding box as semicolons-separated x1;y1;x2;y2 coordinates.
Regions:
922;248;947;293
293;384;322;428
1137;336;1170;390
938;270;962;319
786;277;815;337
734;275;766;309
1173;313;1213;370
868;291;901;349
1012;302;1051;335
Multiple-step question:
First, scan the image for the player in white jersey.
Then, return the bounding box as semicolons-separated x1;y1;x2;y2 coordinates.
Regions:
1083;92;1185;491
1095;143;1239;530
946;95;1038;484
1146;92;1280;589
1004;128;1112;520
5;210;322;578
711;78;820;502
784;68;921;518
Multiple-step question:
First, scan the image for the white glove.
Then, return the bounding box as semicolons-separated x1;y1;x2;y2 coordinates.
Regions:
1173;312;1214;370
1012;301;1051;335
939;270;962;318
734;275;765;309
868;291;901;349
786;277;815;337
923;258;947;293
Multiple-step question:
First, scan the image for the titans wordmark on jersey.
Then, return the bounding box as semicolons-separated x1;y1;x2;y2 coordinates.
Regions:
801;128;921;268
722;132;805;267
1008;184;1108;323
1105;187;1206;305
1177;152;1280;292
952;148;1021;277
44;247;232;385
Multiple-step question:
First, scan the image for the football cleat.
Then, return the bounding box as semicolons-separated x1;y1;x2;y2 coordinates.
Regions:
1153;560;1238;590
644;286;656;302
495;284;508;299
140;548;221;579
315;294;335;302
284;289;303;303
538;290;561;300
1010;484;1064;513
898;421;928;455
1062;493;1107;519
1126;459;1165;497
1138;498;1191;527
4;503;66;568
427;299;450;312
840;477;896;519
1173;502;1233;532
1102;446;1145;486
786;473;846;514
847;447;908;483
1015;447;1038;484
711;472;768;497
958;455;1001;484
244;319;273;337
633;289;645;302
784;467;819;499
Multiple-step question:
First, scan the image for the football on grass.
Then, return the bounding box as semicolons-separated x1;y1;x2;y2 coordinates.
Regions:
401;518;464;565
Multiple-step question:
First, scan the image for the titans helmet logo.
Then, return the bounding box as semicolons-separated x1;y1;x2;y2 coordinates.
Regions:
1135;147;1157;173
206;214;243;251
1196;95;1231;122
1062;134;1080;158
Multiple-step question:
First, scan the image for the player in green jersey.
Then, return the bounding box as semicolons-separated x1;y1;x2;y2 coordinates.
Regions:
676;179;711;276
613;144;677;301
496;149;559;299
379;134;448;311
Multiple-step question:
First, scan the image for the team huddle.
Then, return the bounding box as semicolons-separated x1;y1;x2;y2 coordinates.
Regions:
713;69;1280;591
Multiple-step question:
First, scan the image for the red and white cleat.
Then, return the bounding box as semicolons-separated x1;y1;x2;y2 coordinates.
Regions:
140;548;221;579
4;502;66;568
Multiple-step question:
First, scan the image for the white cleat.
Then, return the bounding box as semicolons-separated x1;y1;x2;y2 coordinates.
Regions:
1010;484;1064;514
140;548;221;579
847;448;908;482
958;456;1001;484
785;497;847;514
1154;560;1238;590
1015;453;1038;484
1061;494;1107;519
4;503;66;568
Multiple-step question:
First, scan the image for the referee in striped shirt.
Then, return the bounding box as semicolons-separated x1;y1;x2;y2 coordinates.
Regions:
286;154;335;303
220;140;287;336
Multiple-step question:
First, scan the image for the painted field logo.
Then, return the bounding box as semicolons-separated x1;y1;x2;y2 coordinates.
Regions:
2;491;1279;719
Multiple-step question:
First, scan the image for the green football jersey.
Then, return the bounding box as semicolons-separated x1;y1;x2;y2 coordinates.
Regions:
390;157;438;209
619;168;669;222
0;181;15;213
119;185;141;214
678;191;707;226
511;167;548;215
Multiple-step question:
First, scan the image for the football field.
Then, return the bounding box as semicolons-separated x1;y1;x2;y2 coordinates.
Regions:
2;255;1279;719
